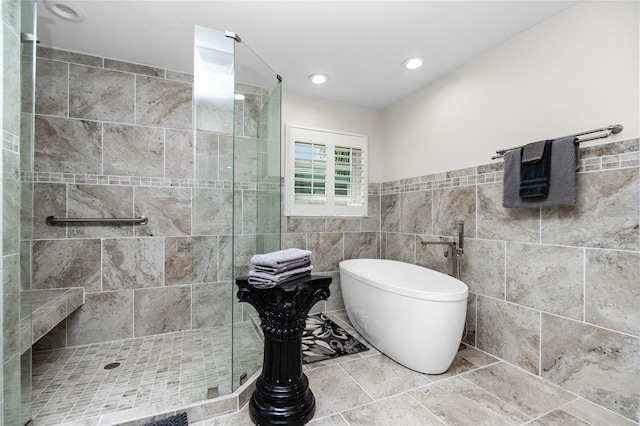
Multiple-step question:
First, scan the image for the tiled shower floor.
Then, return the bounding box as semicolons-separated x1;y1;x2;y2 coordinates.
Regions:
30;323;263;425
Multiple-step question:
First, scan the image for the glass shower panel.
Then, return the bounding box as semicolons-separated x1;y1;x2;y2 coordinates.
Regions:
256;82;282;255
193;25;236;400
231;39;281;393
19;0;36;423
2;0;35;424
193;24;281;398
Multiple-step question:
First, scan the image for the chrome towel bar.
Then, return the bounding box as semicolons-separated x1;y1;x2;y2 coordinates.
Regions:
492;124;623;160
46;216;148;225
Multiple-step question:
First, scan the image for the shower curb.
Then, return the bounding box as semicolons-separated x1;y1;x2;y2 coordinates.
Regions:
65;369;261;426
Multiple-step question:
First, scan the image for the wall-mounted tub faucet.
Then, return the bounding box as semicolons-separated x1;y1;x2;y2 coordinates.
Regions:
420;221;464;279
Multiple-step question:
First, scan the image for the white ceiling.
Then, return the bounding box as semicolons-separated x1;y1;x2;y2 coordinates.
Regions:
36;1;579;109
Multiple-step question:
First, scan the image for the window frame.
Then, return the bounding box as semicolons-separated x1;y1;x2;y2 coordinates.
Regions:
285;124;368;217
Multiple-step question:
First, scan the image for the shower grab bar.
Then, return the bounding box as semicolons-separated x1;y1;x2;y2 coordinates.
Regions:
46;216;148;225
491;124;623;160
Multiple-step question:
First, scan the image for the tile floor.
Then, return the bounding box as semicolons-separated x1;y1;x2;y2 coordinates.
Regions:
195;312;638;426
30;323;263;425
29;311;637;426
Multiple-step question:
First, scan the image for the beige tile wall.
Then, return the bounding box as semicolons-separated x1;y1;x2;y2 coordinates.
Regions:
26;45;640;422
26;47;267;348
374;140;639;421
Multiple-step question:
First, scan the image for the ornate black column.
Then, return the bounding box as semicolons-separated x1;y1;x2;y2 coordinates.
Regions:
236;275;331;426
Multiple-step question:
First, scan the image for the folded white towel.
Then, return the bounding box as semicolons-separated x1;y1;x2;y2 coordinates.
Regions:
248;265;313;288
251;248;312;268
249;265;313;283
253;257;311;275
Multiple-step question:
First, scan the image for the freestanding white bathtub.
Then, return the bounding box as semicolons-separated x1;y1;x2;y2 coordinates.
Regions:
339;258;468;374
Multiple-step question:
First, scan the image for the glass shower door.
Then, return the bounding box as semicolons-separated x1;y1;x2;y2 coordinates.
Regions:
231;36;282;393
2;0;36;424
193;24;281;399
192;25;236;400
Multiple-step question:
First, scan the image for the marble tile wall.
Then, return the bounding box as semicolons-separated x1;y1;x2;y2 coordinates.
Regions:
24;44;640;422
376;139;640;421
280;191;381;313
26;47;272;349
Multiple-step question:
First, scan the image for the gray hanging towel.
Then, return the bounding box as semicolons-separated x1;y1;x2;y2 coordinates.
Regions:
519;140;552;199
503;136;579;208
521;140;547;163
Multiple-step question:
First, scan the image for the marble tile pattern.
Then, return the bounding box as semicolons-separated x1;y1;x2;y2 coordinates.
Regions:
165;129;194;179
541;314;639;421
67;184;135;239
102;238;163;290
26;288;84;350
34;115;102;174
3;148;21;254
32;239;102;293
66;291;134;346
133;286;191;337
28;46;279;367
102;124;164;177
369;138;640;421
400;190;432;234
384;233;416;264
27;45;640;424
135;75;193;130
476;295;541;374
30;323;262;425
32;182;67;239
69;64;135;123
134;186;192;237
35;58;69;116
541;168;639;250
164;236;218;286
476;182;540;242
190;313;632;426
460;239;505;299
585;249;640;335
3;18;21;136
506;242;584;319
195;131;221;180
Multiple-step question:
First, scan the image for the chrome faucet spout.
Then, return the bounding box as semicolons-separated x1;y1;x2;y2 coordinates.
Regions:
419;222;465;280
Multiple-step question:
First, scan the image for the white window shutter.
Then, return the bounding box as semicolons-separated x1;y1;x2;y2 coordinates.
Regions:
286;125;367;217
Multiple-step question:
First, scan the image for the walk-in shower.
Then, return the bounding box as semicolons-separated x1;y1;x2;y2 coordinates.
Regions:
1;4;281;422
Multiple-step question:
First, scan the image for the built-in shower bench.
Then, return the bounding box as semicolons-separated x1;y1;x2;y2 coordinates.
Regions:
20;287;84;354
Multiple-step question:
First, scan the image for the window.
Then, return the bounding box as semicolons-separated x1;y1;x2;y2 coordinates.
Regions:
285;125;368;217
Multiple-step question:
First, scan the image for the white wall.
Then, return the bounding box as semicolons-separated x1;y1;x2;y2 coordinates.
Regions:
282;91;383;182
381;1;639;181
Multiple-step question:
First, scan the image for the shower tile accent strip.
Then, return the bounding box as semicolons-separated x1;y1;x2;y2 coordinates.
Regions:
24;172;248;189
377;140;639;195
22;172;281;192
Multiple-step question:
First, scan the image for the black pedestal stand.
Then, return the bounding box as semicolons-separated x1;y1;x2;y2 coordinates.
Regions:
236;275;331;426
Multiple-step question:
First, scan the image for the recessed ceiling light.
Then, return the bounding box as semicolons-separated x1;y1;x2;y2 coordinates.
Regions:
44;0;85;22
309;73;329;85
234;93;245;101
402;57;425;70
